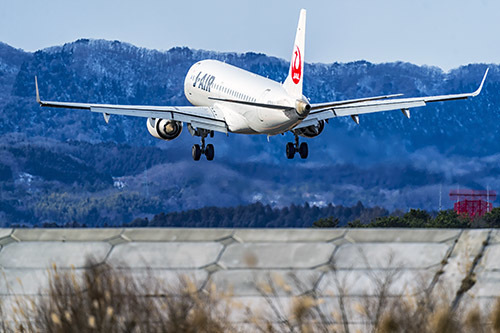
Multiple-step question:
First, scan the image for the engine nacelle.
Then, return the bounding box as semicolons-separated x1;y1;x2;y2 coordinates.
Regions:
147;118;183;141
294;120;325;138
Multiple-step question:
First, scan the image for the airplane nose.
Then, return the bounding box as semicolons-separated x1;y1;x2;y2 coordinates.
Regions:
295;100;311;119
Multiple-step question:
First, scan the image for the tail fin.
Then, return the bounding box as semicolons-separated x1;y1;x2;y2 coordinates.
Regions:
283;9;306;99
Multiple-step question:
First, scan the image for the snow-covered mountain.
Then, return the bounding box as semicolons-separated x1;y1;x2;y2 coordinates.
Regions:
0;39;498;225
1;39;497;157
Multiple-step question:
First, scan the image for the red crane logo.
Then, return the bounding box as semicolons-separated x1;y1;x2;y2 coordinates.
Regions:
291;46;302;84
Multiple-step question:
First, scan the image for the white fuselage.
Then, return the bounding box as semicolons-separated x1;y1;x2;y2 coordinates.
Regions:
184;60;303;135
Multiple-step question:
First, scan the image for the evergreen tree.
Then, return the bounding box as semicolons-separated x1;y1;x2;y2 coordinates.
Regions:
403;209;432;228
479;208;500;227
312;217;339;228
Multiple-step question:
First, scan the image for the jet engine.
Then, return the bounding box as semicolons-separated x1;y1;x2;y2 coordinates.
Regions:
147;118;183;141
294;120;325;138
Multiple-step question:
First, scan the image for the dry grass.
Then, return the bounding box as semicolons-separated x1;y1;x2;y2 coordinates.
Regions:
1;259;500;332
4;260;236;332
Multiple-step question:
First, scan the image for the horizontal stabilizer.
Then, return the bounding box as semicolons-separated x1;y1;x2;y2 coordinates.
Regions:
208;97;294;110
311;94;404;111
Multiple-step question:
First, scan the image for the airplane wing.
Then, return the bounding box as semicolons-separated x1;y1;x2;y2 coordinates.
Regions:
295;68;488;129
35;78;228;134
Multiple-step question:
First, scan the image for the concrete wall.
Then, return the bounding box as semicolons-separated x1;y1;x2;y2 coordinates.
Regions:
0;228;497;327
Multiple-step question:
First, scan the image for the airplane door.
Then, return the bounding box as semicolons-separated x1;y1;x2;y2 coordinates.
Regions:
258;89;272;122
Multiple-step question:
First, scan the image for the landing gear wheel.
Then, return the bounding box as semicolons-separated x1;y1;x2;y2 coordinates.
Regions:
192;129;215;161
286;142;295;159
205;144;215;161
299;142;308;159
192;144;202;161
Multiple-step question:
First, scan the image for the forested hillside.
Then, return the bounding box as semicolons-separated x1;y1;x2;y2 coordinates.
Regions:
0;39;498;226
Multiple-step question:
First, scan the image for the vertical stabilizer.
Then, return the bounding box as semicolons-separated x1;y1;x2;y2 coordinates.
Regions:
283;9;306;99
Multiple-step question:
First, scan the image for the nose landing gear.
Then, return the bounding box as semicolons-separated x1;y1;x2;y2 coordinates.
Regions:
286;134;308;159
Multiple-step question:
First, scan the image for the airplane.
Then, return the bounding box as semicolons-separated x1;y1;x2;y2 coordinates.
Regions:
35;9;488;161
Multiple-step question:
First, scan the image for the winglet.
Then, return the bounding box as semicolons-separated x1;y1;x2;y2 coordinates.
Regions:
471;68;489;97
35;76;41;104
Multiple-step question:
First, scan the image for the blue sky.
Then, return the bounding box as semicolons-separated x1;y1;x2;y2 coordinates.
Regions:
1;0;499;71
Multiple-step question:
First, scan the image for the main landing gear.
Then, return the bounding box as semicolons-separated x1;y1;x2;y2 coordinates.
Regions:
286;134;308;159
191;130;215;161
